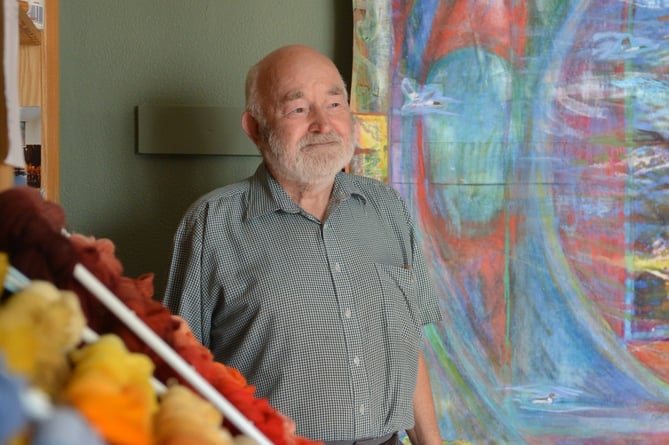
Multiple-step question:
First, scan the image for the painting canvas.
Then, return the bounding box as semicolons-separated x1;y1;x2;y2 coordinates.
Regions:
350;1;669;443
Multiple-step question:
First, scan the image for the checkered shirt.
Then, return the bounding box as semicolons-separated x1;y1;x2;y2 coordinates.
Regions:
162;164;442;441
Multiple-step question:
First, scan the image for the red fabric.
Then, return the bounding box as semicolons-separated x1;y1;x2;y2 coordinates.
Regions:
0;187;321;445
0;187;78;287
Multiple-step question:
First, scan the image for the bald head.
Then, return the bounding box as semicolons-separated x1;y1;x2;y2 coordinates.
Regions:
244;45;347;123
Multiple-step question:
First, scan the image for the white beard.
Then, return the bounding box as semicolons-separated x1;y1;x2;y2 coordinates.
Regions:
264;130;355;184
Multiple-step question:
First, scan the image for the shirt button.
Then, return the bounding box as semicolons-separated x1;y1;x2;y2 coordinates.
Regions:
353;356;360;366
359;404;366;415
334;263;341;272
344;308;352;318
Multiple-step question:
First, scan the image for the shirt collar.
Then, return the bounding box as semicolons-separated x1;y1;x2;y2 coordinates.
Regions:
244;163;367;220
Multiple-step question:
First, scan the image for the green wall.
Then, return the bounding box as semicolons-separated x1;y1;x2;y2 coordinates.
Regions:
59;1;353;297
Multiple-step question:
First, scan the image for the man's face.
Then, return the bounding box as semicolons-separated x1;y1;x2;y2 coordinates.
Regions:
257;54;355;185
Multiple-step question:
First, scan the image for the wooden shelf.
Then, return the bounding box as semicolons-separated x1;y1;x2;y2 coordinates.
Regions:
19;7;41;46
2;2;58;202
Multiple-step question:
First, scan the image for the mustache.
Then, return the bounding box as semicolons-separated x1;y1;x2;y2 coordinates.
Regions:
298;132;343;148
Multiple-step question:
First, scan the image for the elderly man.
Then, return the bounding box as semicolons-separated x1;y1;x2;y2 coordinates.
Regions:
163;45;443;445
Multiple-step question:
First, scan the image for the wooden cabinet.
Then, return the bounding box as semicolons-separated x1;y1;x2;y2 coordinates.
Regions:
0;1;59;201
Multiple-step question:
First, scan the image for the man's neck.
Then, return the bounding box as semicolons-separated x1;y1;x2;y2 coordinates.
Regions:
283;177;335;221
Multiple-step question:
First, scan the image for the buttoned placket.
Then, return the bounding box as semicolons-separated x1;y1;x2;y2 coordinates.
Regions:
321;219;372;434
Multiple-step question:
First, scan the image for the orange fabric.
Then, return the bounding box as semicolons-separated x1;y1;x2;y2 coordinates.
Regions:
66;378;153;445
64;335;157;445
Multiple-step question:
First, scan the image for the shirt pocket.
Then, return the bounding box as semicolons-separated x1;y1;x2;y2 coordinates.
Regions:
373;263;422;347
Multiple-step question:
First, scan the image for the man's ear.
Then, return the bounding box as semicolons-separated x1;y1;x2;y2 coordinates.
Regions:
242;111;262;146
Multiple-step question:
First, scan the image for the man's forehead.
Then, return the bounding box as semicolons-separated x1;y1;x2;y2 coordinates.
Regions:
279;85;347;103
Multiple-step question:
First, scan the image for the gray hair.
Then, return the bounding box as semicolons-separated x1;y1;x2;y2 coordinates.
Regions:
244;62;266;126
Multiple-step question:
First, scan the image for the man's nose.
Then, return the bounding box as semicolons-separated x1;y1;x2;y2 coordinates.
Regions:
308;106;332;133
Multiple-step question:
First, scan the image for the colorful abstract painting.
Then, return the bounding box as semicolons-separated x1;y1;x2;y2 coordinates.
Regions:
350;1;669;443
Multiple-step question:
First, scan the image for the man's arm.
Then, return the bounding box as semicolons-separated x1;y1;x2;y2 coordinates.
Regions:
161;209;210;345
406;350;442;445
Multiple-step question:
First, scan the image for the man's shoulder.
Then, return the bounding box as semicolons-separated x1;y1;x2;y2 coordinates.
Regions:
345;172;402;200
187;178;252;215
201;179;250;201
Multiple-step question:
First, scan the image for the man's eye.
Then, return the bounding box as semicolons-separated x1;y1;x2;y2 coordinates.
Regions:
330;101;348;110
294;107;306;114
